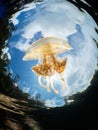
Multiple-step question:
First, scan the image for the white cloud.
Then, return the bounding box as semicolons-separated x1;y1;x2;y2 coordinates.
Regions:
15;39;31;52
10;2;36;25
45;98;65;107
10;0;86;53
22;0;85;39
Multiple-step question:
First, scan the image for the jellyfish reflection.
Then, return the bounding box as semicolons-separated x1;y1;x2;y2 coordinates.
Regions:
23;37;72;94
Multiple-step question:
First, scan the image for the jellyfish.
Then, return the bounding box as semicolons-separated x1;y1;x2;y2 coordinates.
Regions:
23;37;72;94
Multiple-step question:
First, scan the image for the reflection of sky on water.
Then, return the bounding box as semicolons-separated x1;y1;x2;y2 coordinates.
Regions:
2;0;98;107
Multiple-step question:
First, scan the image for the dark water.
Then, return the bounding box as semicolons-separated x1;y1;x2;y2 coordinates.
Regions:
0;0;98;130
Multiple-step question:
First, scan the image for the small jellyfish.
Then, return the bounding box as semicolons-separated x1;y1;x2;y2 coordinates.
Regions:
23;37;72;94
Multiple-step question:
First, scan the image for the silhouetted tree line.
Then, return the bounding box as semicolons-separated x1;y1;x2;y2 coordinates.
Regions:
0;0;45;105
0;17;30;99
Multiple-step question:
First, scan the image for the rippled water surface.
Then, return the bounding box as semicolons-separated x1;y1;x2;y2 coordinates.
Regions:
1;0;98;108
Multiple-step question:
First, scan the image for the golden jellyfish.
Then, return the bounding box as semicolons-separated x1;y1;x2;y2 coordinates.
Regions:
23;37;72;94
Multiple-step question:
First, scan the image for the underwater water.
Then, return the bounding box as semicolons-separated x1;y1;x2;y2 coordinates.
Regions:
1;0;98;108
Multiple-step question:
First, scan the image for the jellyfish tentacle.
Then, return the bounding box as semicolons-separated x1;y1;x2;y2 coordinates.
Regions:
55;58;67;73
38;76;47;89
46;76;51;92
50;78;59;94
38;76;51;92
59;75;66;90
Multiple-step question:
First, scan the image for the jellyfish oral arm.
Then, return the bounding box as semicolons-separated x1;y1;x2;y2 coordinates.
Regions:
50;78;59;94
38;76;51;92
59;74;66;90
38;76;47;89
32;55;67;94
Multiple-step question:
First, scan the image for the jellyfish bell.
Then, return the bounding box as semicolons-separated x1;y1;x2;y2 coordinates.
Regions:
23;37;72;94
23;37;72;61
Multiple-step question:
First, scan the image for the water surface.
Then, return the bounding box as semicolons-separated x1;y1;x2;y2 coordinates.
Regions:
1;0;98;108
